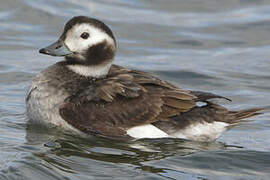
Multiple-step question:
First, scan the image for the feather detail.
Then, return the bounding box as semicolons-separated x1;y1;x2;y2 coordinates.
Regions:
59;65;263;139
60;65;197;137
162;97;196;111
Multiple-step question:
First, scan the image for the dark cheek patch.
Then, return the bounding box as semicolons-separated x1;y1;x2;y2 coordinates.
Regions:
64;41;115;65
84;40;115;65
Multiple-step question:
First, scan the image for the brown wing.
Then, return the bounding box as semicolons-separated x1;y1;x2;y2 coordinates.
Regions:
59;65;197;138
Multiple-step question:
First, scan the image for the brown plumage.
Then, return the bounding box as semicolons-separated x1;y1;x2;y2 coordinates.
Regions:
59;65;264;139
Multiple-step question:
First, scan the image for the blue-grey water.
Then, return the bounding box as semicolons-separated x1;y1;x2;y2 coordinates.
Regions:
1;0;270;179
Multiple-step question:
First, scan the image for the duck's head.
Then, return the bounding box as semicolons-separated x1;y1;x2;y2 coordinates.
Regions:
39;16;116;77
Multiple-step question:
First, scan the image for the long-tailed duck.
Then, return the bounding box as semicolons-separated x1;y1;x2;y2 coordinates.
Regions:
26;16;263;141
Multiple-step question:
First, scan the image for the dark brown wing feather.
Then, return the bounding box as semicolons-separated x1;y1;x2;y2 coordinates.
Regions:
191;91;231;102
59;65;197;138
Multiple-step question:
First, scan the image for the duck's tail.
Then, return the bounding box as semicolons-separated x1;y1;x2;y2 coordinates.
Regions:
190;91;265;125
228;107;265;125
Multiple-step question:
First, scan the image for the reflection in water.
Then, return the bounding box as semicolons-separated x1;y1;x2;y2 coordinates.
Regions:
24;124;270;180
24;123;235;179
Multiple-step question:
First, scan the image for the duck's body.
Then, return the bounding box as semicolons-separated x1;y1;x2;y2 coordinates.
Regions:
26;16;263;141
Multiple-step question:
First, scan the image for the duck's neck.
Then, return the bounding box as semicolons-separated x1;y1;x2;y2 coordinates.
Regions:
66;61;113;78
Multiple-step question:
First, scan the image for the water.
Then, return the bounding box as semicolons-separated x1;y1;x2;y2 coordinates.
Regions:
0;0;270;179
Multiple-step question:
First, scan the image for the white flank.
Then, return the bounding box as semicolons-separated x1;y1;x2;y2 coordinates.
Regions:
126;122;229;141
171;121;229;141
64;23;115;54
127;124;170;139
67;62;112;77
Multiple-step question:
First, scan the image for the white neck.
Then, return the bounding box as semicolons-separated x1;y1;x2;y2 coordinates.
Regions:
67;62;112;78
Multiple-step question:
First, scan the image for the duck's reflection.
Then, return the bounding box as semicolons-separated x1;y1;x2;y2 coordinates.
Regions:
25;123;239;175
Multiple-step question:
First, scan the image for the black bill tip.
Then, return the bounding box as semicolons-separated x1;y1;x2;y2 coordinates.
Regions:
39;48;50;55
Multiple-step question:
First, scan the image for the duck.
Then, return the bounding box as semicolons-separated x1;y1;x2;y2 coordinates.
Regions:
26;16;263;142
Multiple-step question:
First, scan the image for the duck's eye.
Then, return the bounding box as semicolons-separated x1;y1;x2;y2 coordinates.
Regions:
80;32;89;39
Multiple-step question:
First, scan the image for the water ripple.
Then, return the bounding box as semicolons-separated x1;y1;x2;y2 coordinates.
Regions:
1;0;270;180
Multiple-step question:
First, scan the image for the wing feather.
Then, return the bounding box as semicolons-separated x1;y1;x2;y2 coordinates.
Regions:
60;65;197;138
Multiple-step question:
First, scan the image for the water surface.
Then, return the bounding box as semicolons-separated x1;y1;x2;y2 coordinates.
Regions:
0;0;270;179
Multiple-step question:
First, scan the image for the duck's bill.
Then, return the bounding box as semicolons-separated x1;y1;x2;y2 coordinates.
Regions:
39;40;73;56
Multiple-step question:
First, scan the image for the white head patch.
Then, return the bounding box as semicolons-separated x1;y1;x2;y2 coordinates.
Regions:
64;23;115;55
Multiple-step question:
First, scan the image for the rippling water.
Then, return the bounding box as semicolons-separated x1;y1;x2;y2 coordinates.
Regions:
1;0;270;179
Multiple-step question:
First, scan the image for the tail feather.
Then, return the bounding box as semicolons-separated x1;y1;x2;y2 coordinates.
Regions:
228;108;265;124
